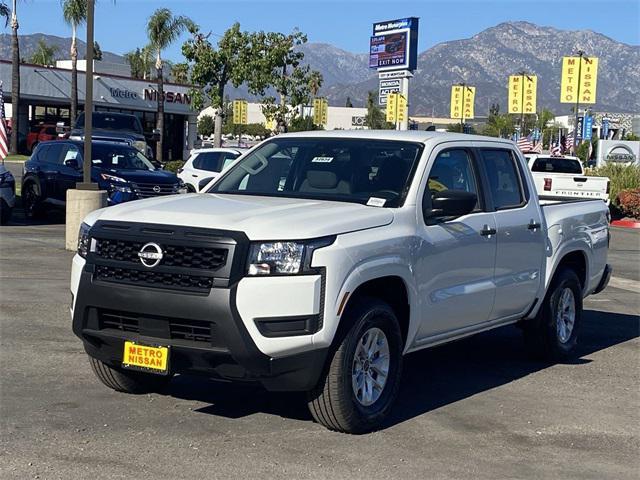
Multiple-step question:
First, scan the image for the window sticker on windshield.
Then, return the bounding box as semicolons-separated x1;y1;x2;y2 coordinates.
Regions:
367;197;386;207
311;156;333;163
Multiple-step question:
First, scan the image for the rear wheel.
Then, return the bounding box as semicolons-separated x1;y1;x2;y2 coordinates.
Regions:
89;356;172;394
524;267;582;360
307;298;403;433
22;181;45;220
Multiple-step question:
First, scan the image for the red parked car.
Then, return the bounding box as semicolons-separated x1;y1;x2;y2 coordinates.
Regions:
27;124;58;153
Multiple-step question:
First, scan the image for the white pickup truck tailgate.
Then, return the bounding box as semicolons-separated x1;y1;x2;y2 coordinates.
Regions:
532;172;609;202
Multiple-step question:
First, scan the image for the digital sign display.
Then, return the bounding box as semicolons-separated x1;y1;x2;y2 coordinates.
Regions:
369;32;408;69
369;17;419;72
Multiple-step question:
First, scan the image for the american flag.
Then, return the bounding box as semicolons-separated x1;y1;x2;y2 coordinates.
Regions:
564;131;575;154
0;82;8;161
550;135;562;156
531;137;543;153
516;134;533;152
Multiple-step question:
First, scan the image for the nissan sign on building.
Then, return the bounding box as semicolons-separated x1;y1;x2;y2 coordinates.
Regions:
596;140;640;167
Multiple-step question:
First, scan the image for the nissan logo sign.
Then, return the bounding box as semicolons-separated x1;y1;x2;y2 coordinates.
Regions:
153;185;161;193
138;242;164;268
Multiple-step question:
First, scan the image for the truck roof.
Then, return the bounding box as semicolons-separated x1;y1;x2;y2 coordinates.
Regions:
279;129;516;146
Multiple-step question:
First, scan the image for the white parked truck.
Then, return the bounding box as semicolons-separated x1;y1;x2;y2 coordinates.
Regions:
525;154;610;204
71;131;611;433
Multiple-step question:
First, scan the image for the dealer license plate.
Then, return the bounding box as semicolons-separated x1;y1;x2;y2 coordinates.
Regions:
122;341;169;374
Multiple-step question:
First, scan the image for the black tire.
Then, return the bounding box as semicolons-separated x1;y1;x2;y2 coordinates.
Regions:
186;184;196;193
524;267;583;361
0;199;11;225
22;180;45;220
89;356;172;394
307;297;403;434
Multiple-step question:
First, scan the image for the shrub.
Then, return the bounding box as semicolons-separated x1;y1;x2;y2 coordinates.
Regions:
586;163;640;203
616;189;640;219
163;160;185;173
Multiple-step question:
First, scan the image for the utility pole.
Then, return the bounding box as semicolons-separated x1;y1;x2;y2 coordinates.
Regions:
79;0;95;189
459;82;466;132
518;70;527;133
573;50;585;150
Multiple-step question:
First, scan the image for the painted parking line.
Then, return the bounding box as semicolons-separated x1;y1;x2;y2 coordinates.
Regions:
607;276;640;294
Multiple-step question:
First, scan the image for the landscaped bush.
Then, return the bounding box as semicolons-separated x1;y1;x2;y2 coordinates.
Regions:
586;163;640;204
616;189;640;219
163;160;185;173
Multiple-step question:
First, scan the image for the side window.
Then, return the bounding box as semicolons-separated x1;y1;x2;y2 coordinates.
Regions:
62;144;80;164
427;149;478;196
193;152;223;172
43;143;65;165
33;144;50;163
480;149;525;210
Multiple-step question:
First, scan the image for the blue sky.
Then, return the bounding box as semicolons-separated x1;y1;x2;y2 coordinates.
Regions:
11;0;640;61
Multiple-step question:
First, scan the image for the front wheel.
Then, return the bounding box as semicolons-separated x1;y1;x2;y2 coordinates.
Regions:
307;298;403;433
0;199;12;225
89;356;172;394
524;267;583;360
22;181;44;220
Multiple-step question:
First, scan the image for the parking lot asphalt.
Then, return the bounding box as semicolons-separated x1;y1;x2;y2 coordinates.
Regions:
1;217;638;479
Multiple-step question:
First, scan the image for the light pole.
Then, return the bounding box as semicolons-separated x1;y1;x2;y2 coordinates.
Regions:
573;50;585;149
78;0;95;189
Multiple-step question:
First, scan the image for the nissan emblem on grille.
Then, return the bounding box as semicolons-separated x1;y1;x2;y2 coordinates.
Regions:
153;185;161;193
137;242;164;268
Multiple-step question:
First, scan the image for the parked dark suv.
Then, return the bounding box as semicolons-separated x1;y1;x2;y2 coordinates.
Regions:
22;140;184;219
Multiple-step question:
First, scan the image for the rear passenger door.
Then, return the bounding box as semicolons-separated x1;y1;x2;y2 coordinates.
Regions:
57;143;83;200
477;147;545;320
415;146;497;339
40;143;66;201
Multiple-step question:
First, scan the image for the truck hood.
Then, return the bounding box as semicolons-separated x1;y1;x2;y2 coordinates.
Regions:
85;193;394;240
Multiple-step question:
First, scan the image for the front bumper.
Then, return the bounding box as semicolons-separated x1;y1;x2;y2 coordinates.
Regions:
71;263;328;392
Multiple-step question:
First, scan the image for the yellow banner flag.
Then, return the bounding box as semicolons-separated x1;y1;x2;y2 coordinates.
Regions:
396;94;408;122
232;100;248;125
463;86;475;120
386;93;398;122
450;85;463;119
560;56;598;104
313;98;328;125
508;75;537;114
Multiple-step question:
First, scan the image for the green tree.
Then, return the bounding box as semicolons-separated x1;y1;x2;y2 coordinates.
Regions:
92;40;102;60
364;91;392;129
170;62;189;83
146;8;195;162
62;0;86;124
345;96;353;108
182;23;256;147
254;29;322;132
124;46;154;79
447;123;477;134
197;114;215;137
0;2;9;25
289;115;322;132
29;39;58;66
624;132;640;141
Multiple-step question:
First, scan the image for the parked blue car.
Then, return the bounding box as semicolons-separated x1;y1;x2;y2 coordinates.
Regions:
22;140;185;219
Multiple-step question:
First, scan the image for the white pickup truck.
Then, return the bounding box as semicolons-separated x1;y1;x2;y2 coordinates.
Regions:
525;154;610;204
71;131;611;433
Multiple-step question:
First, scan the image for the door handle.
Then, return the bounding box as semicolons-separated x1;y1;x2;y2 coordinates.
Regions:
481;225;497;236
528;221;541;230
192;174;198;177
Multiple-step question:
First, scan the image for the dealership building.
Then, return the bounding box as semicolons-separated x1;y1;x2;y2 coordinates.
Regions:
0;59;197;160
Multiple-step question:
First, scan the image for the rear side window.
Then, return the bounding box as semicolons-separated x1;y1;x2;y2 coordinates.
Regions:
531;157;582;174
42;143;65;165
193;152;224;172
480;149;525;210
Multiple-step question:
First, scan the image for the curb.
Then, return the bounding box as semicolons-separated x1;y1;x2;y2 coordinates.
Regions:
611;219;640;229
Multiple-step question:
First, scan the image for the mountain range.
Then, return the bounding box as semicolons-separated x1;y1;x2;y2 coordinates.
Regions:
2;22;639;115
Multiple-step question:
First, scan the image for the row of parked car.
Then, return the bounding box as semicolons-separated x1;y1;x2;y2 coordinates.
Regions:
0;139;245;224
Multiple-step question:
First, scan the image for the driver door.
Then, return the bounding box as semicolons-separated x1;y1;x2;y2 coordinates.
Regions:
414;146;497;341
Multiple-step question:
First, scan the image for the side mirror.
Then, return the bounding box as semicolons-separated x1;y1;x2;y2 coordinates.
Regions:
425;189;477;220
152;128;161;141
198;177;215;192
64;158;80;169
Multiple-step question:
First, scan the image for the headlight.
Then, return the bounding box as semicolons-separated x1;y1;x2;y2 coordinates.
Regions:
247;237;334;276
177;180;188;194
69;135;82;141
133;140;147;153
77;222;91;258
100;173;127;183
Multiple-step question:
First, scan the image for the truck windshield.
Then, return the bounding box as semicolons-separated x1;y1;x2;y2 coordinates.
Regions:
209;138;423;207
76;113;143;134
531;157;583;174
91;144;155;171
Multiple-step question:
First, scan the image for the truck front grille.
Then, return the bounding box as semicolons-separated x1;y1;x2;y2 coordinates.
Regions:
98;309;216;346
95;265;214;293
95;238;228;271
132;182;179;198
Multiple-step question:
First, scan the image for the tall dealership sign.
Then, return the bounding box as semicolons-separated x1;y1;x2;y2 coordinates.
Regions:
508;74;537;115
450;84;475;122
370;17;419;130
560;53;599;147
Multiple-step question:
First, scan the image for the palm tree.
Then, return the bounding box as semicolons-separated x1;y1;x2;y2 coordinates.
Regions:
62;0;87;126
9;0;19;154
146;8;195;162
0;3;9;24
29;39;59;66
